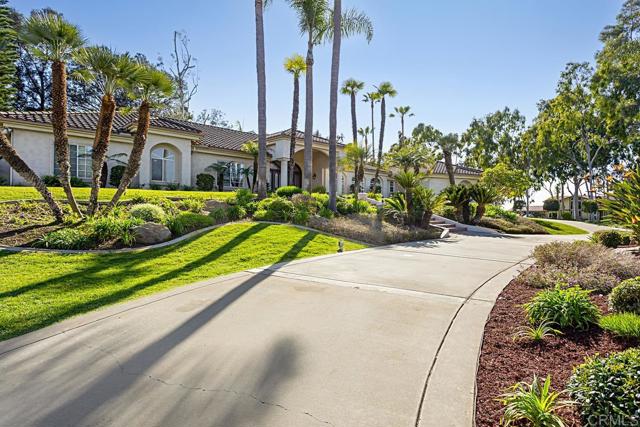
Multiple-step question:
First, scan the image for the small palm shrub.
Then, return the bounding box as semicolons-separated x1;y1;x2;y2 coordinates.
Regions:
498;375;571;427
512;321;562;343
177;198;205;213
275;185;302;198
208;207;227;224
37;228;93;250
196;173;215;191
383;193;408;224
469;183;499;223
129;203;166;223
599;313;640;338
226;205;247;221
443;184;471;223
568;349;640;426
610;277;640;314
167;212;214;236
413;186;443;227
524;286;600;330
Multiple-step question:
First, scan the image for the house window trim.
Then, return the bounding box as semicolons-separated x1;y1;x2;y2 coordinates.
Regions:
151;147;176;183
53;143;92;180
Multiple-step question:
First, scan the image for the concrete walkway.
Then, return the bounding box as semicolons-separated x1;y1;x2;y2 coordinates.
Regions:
0;233;577;427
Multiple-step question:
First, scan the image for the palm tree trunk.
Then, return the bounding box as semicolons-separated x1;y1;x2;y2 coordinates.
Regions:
255;0;268;199
106;101;151;211
373;96;386;194
288;75;300;186
88;94;116;215
370;101;375;160
51;60;82;216
443;150;456;185
328;0;341;211
401;115;405;141
0;132;64;222
350;93;357;144
252;158;258;191
303;35;314;191
473;203;485;224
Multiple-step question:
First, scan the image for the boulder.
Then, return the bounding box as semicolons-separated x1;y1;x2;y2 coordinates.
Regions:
133;222;172;245
205;200;228;212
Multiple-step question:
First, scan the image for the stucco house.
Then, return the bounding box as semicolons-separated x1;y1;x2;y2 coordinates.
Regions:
0;111;481;197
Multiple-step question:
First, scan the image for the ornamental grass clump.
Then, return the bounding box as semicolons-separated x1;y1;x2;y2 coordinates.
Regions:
599;313;640;339
568;349;640;426
129;203;166;223
524;286;600;330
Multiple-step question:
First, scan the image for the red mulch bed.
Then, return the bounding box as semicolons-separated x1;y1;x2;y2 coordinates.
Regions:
475;278;636;426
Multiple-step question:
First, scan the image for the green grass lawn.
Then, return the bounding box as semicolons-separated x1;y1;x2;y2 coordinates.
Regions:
0;222;365;341
532;219;590;235
0;186;233;202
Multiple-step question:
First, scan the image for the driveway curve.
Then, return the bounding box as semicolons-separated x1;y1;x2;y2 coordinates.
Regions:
0;233;578;427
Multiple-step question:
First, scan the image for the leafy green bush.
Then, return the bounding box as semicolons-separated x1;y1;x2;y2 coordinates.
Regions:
599;313;640;338
318;206;334;219
311;185;327;194
524;286;600;330
177;197;205;213
109;165;126;187
244;201;258;216
543;198;560;212
196;173;215;191
600;169;640;242
208;207;227;224
88;216;142;246
591;230;624;248
561;211;573;220
226;205;246;221
167;212;214;236
129;203;166;223
336;195;371;215
293;208;309;225
256;197;295;222
275;185;303;198
292;193;318;215
128;195;176;213
311;192;329;208
37;228;93;250
234;188;255;207
610;277;640;314
484;204;518;222
569;349;640;426
498;375;570;427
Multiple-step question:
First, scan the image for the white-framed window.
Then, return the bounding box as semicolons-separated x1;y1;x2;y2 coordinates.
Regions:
369;177;381;192
54;144;92;179
225;162;245;188
151;147;176;182
389;180;395;194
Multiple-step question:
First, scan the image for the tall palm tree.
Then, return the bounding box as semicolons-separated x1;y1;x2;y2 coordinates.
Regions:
0;132;64;221
372;82;397;193
389;105;414;142
106;67;174;210
328;0;343;211
362;91;380;160
287;0;373;190
340;78;364;144
21;10;85;216
241;140;259;191
255;0;269;199
283;53;306;186
358;126;371;157
76;47;140;215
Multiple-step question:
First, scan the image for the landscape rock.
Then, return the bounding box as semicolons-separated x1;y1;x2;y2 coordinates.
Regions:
133;222;172;245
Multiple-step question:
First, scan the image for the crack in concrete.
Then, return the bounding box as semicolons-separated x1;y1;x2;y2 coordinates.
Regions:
82;343;335;427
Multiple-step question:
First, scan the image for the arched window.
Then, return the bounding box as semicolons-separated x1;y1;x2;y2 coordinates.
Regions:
151;147;175;182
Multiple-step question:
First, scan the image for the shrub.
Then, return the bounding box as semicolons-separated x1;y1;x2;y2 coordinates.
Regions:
208;207;227;224
512;321;562;343
226;205;246;221
543;198;560;212
37;228;93;250
128;195;176;213
311;185;327;194
292;193;318;215
484;204;518;222
524;286;600;330
599;313;640;338
234;188;255;207
196;173;215;191
129;203;166;223
318;206;334;219
177;197;205;213
167;212;214;236
561;211;573;220
311;192;329;208
253;209;269;221
109;165;126;187
88;216;143;246
610;277;640;314
336;196;370;215
244;201;258;216
293;208;309;225
568;349;640;426
515;265;619;294
256;197;295;222
498;375;570;427
275;185;302;198
478;217;547;234
600;168;640;242
42;175;61;186
532;241;607;270
591;230;624;248
165;182;180;191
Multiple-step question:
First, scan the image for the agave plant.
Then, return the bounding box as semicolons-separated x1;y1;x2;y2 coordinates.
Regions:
470;183;499;224
499;375;572;427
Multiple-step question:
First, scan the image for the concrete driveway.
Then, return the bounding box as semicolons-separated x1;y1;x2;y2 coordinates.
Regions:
0;233;575;427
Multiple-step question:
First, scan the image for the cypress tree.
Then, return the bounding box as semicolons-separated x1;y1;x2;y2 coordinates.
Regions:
0;0;17;110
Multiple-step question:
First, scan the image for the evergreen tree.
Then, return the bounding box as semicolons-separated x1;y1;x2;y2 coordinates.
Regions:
0;0;17;110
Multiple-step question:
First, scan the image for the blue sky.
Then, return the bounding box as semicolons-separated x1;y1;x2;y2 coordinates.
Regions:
13;0;623;151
